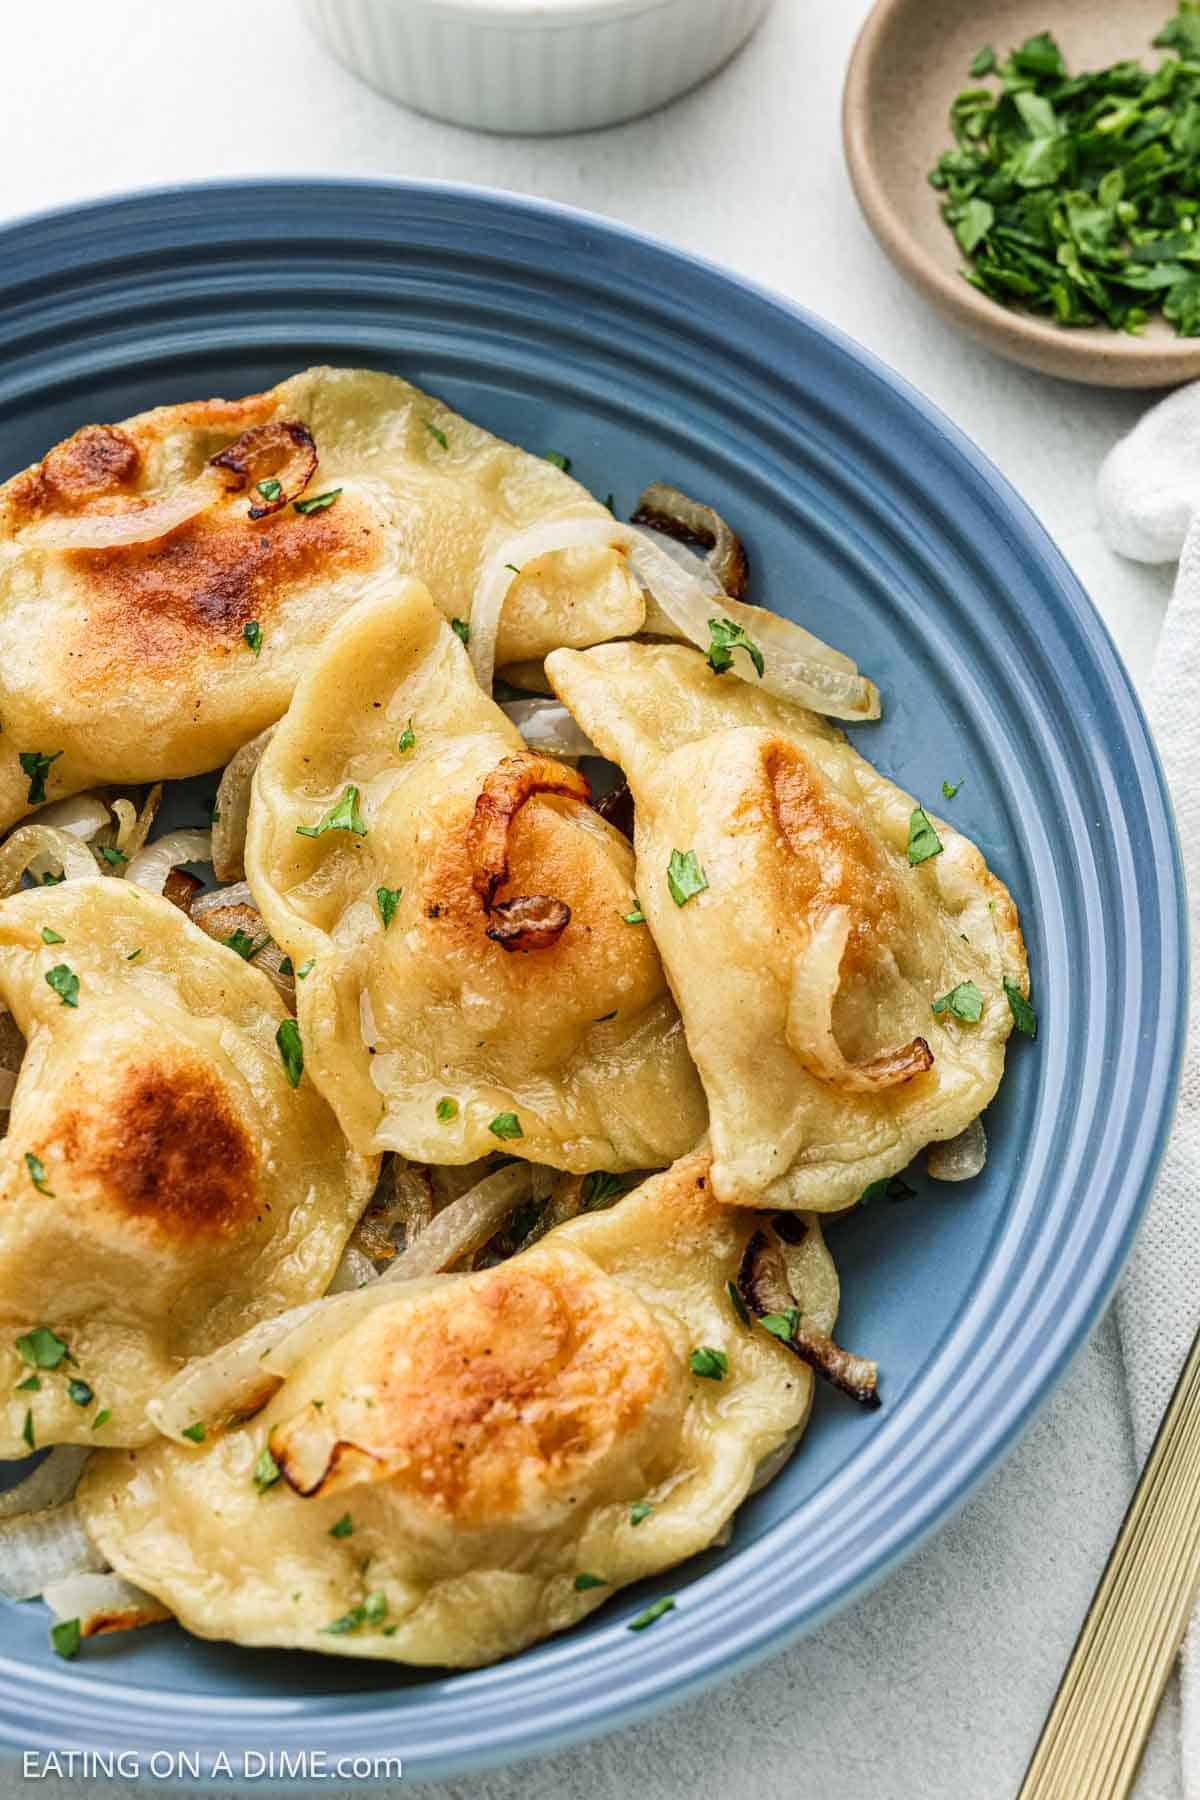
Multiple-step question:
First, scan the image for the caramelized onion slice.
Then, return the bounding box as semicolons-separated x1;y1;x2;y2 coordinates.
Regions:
738;1229;880;1408
466;753;589;952
787;907;933;1093
210;419;317;519
42;1570;172;1637
16;473;224;552
190;897;295;1004
125;830;213;900
631;481;749;600
0;826;100;894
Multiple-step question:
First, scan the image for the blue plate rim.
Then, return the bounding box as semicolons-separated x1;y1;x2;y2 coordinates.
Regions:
0;175;1186;1783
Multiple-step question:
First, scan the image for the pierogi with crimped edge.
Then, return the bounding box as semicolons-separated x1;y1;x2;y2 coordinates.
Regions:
546;642;1028;1212
245;578;706;1171
0;366;642;831
78;1153;828;1668
0;880;376;1456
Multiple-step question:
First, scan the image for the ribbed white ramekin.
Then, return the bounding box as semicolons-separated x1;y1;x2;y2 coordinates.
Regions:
301;0;776;136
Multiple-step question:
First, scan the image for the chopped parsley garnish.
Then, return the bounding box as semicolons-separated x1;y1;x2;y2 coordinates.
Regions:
181;1421;206;1444
278;957;294;978
25;1153;54;1197
907;807;943;865
321;1591;388;1634
376;886;401;929
450;617;470;646
929;17;1200;338
126;948;142;961
398;719;415;754
543;451;572;473
243;621;263;657
688;1346;728;1381
932;979;984;1023
574;1573;608;1591
253;1447;282;1493
16;1326;70;1369
1004;975;1038;1038
329;1514;354;1539
256;477;282;502
276;1018;304;1088
667;849;708;907
435;1096;459;1123
424;421;448;450
67;1379;93;1409
488;1111;523;1141
860;1174;918;1206
21;1408;34;1450
760;1309;800;1343
727;1279;751;1327
628;1596;675;1631
629;1502;654;1527
223;928;268;961
581;1171;630;1212
293;488;342;515
706;617;765;680
97;846;127;866
19;750;62;806
16;1376;39;1392
296;958;315;979
50;1618;81;1660
942;778;963;800
296;785;367;839
503;563;521;576
91;1409;111;1430
621;900;645;925
40;927;64;945
45;964;79;1008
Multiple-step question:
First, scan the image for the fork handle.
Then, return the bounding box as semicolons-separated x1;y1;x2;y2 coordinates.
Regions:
1020;1324;1200;1799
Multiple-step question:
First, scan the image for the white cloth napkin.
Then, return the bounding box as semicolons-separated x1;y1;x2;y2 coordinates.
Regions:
1098;390;1200;1796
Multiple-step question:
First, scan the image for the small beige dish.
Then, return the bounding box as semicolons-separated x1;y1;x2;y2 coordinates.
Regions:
843;0;1200;388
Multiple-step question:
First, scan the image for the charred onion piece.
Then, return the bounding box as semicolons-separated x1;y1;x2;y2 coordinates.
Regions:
485;894;571;953
466;753;589;950
210;419;318;520
630;481;749;601
738;1229;880;1408
596;781;635;840
788;905;934;1094
163;868;203;914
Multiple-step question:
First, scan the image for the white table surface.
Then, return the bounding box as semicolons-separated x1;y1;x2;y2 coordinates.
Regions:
0;3;1181;1797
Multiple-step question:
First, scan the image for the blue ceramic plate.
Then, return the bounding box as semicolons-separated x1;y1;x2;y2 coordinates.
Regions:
0;180;1186;1783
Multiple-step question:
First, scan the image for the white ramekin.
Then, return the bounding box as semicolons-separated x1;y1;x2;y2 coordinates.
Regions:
301;0;776;136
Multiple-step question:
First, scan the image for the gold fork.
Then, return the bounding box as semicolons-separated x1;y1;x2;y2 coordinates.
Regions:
1020;1325;1200;1798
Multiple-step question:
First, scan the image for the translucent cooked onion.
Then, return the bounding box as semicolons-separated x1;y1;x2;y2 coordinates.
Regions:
125;830;213;895
259;1282;446;1383
190;894;294;1004
470;517;636;693
17;473;223;552
0;1501;106;1601
112;784;162;860
42;1570;170;1637
380;1162;533;1283
148;1306;325;1444
326;1245;379;1293
635;529;723;594
18;795;111;883
348;1159;434;1264
927;1116;987;1182
629;529;881;721
0;826;100;894
630;482;749;599
787;908;933;1093
0;1447;90;1521
500;699;597;759
212;726;276;883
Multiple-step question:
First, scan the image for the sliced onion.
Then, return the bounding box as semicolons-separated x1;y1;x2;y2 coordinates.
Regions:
0;1447;90;1521
629;529;880;721
787;908;933;1093
24;794;111;844
190;896;294;1004
0;826;100;894
42;1570;170;1636
630;482;749;599
348;1159;434;1264
635;529;723;594
927;1116;987;1182
259;1281;447;1383
209;420;317;521
470;517;636;694
17;472;223;552
148;1305;325;1445
125;830;213;895
0;1501;106;1600
213;726;276;883
112;784;162;860
0;1009;25;1114
500;699;597;759
380;1162;532;1284
326;1245;379;1294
